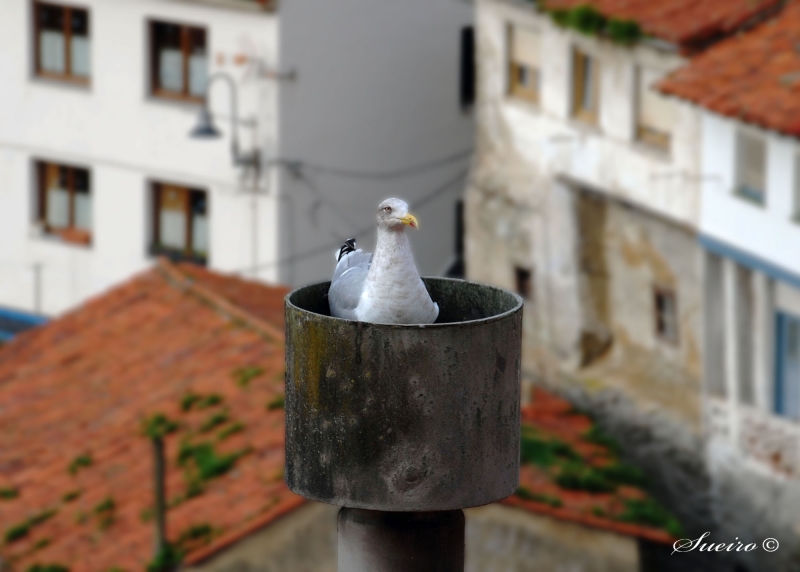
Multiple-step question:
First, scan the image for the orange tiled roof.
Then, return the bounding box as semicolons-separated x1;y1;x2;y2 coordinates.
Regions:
0;260;295;572
502;388;678;544
0;262;675;571
659;0;800;136
542;0;781;52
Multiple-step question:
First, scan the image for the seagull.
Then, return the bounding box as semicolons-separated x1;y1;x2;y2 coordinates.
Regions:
328;198;439;324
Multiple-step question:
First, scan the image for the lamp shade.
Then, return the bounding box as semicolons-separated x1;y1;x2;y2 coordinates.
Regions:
189;107;222;139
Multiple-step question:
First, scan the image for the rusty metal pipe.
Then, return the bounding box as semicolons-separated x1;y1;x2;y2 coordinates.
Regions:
338;508;464;572
285;277;523;570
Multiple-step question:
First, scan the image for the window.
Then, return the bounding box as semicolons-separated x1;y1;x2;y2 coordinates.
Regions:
508;26;541;104
150;21;207;101
34;2;91;83
36;161;92;245
515;267;533;300
460;27;475;109
775;312;800;420
654;287;678;344
152;183;209;264
636;66;674;151
736;130;766;204
572;48;599;123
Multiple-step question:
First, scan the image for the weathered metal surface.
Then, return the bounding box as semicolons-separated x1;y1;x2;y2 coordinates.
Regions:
285;277;522;511
337;508;464;572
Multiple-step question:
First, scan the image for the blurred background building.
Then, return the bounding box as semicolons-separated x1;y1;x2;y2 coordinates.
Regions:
4;0;800;570
0;0;473;316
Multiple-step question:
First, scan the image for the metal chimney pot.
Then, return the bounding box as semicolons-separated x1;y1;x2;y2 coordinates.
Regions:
285;277;523;571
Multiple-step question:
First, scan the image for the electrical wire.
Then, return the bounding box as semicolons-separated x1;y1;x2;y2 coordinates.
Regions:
235;168;470;275
293;148;473;180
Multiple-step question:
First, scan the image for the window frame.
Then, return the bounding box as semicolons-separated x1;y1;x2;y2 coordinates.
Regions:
507;25;541;105
32;0;91;85
35;159;92;246
635;65;673;152
150;182;209;265
653;286;679;345
148;19;208;103
571;47;599;124
774;311;800;420
735;128;767;205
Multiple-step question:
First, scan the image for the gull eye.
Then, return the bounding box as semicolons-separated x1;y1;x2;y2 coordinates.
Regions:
383;206;392;213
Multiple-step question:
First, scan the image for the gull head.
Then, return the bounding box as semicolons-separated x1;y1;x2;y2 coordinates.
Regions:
376;198;419;231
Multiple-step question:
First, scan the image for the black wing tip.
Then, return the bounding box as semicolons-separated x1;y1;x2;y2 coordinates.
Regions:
337;238;357;262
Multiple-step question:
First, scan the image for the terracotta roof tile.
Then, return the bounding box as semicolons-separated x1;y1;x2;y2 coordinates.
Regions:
0;263;675;570
502;388;679;544
659;0;800;136
542;0;781;51
0;261;294;572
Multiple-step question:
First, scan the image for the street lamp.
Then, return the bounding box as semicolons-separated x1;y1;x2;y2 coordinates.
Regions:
189;72;259;169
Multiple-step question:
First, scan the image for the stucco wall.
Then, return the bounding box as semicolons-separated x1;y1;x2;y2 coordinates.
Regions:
277;0;475;286
0;0;280;314
466;0;712;556
700;113;800;278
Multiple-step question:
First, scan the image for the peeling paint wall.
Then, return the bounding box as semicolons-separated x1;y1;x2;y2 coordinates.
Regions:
466;0;714;557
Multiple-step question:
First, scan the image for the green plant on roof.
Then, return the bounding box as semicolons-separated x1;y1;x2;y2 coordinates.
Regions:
142;413;180;440
200;410;229;433
181;391;202;412
182;392;223;412
93;497;115;530
4;522;30;544
617;498;684;537
33;537;51;551
266;394;285;411
592;506;606;518
0;486;18;500
177;523;214;550
545;4;643;46
583;426;620;455
550;8;570;27
68;454;93;476
515;486;563;507
568;4;606;35
146;543;183;572
217;422;245;441
25;565;70;572
607;18;641;45
29;508;57;526
61;489;82;503
234;366;264;388
555;462;615;493
140;507;154;523
178;440;250;499
520;429;581;468
598;462;646;487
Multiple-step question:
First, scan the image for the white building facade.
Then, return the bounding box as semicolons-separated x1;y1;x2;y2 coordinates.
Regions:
0;0;474;315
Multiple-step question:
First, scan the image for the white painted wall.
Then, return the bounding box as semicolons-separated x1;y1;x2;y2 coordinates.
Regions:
277;0;475;286
0;0;279;315
476;0;702;229
700;113;800;278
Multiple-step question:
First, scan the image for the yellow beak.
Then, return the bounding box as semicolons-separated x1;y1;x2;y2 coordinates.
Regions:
399;213;419;229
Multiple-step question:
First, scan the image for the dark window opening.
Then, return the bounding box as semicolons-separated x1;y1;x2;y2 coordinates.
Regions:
515;267;533;300
654;287;678;344
151;183;209;265
460;26;475;109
